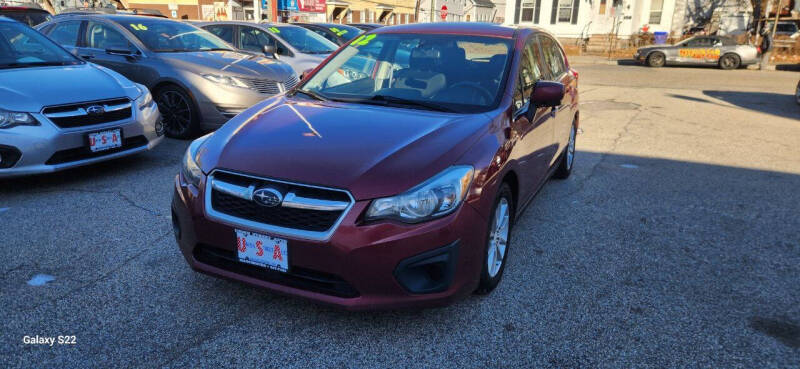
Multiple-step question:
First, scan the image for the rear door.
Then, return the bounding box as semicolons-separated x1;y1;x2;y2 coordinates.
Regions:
41;19;83;55
539;35;575;166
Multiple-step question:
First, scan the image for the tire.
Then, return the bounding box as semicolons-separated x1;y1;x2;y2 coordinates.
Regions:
719;53;741;70
795;81;800;105
647;52;666;68
475;183;514;295
155;85;199;139
553;123;576;179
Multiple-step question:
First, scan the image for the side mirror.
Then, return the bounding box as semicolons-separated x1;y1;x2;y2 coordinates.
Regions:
531;81;565;110
263;44;277;58
300;68;314;81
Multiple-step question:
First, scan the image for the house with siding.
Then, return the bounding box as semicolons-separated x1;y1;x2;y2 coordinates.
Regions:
504;0;681;44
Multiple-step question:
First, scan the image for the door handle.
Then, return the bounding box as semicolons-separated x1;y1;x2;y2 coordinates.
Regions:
79;54;94;60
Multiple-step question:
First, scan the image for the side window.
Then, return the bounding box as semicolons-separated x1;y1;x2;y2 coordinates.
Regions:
46;20;82;47
205;25;233;44
539;36;566;78
513;38;539;112
686;37;712;47
312;28;338;44
238;26;271;53
85;22;130;50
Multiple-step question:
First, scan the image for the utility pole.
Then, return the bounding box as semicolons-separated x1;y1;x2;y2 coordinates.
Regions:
414;0;420;23
770;0;781;39
430;0;435;22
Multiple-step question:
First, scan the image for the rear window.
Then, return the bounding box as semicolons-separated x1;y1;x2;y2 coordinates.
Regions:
0;10;52;27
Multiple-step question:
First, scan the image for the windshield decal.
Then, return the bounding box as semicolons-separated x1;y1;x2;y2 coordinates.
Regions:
130;23;149;31
329;27;348;37
351;34;376;47
268;27;280;34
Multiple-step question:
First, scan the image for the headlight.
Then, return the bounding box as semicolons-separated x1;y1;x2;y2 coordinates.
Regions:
202;74;249;88
181;133;212;188
0;108;38;129
136;88;154;110
366;166;474;223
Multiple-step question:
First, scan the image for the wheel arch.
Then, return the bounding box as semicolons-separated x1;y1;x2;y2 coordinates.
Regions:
500;170;519;213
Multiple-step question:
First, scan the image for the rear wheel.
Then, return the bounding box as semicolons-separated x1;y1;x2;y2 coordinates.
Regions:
476;183;514;295
156;85;199;139
647;52;666;67
719;53;741;70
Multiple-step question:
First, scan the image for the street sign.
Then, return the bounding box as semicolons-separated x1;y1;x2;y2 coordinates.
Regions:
441;5;447;20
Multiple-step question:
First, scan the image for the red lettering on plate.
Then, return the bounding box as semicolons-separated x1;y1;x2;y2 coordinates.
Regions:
237;237;246;252
90;137;96;146
102;136;107;144
256;241;264;256
272;244;282;261
112;134;118;143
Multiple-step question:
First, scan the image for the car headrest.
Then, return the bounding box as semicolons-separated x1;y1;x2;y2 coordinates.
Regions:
409;47;441;70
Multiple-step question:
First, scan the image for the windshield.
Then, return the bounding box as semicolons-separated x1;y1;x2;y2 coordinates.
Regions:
1;11;52;27
328;24;362;41
301;34;512;113
0;21;82;69
121;19;232;52
273;25;337;54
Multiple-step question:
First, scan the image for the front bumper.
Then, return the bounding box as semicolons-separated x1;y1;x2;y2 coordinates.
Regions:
172;174;488;311
0;102;162;178
183;73;284;130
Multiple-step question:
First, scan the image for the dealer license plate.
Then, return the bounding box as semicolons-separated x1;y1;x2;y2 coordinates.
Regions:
235;229;288;272
88;129;122;152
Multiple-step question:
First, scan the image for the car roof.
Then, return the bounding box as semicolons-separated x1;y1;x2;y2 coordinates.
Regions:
372;22;518;39
0;5;50;13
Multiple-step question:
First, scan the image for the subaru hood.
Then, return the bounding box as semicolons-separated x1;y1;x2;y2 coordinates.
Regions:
159;50;295;82
199;96;490;200
0;63;140;112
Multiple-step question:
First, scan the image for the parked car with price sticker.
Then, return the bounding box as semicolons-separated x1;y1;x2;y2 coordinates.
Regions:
294;23;363;46
0;17;162;178
196;21;339;74
37;15;297;138
635;35;759;70
172;23;580;310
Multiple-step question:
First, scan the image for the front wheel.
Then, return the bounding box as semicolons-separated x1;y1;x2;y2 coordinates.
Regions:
647;52;666;67
475;183;514;295
156;85;199;139
795;81;800;105
553;124;576;179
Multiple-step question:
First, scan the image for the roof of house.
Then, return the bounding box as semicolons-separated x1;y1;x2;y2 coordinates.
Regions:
472;0;496;8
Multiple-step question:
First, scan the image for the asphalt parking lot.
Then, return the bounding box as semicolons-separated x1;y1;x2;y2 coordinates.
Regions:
2;61;799;368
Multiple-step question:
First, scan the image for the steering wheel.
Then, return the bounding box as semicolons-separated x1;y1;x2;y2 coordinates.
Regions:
448;81;494;105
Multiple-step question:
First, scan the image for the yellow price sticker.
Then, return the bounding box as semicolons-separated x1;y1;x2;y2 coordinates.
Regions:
268;27;280;33
351;34;376;46
130;23;148;31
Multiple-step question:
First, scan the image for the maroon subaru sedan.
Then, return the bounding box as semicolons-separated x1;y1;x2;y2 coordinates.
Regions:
172;23;579;310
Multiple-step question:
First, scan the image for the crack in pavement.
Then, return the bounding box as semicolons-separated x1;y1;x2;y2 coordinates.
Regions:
23;230;172;312
26;188;163;216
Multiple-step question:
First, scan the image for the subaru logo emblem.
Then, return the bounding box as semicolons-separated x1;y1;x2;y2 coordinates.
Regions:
86;105;105;116
252;188;283;207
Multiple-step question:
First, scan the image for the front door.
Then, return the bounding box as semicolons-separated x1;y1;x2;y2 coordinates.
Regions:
511;35;555;204
80;21;142;83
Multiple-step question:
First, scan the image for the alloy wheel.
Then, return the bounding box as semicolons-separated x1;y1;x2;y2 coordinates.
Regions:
566;126;576;170
487;197;510;278
158;90;193;137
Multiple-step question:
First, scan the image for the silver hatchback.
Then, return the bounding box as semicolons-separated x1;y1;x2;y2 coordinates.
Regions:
0;17;162;178
37;15;297;138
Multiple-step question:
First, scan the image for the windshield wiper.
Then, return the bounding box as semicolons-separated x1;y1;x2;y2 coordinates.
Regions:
291;88;328;101
0;61;73;69
356;95;455;112
201;48;234;52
